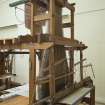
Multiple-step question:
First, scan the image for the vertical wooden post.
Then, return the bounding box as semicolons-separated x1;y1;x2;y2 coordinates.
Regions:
30;0;42;36
80;50;83;80
30;0;36;36
90;86;95;105
69;48;74;85
49;0;55;36
69;7;75;85
49;47;55;104
29;48;36;105
71;9;75;40
30;1;36;104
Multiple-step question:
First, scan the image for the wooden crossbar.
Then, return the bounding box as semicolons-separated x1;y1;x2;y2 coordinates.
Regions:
34;14;50;22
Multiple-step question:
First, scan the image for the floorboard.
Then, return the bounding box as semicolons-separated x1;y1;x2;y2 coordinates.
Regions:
0;96;29;105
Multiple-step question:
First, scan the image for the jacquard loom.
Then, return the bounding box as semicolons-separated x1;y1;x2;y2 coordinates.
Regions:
0;0;95;105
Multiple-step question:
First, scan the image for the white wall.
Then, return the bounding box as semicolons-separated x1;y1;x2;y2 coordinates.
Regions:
13;54;29;84
0;0;17;27
69;0;105;103
0;25;18;38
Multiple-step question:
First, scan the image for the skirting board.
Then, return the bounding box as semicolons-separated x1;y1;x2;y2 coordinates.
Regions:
96;97;105;104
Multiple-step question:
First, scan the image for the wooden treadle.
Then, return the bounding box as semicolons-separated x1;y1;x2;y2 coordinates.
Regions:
59;87;92;105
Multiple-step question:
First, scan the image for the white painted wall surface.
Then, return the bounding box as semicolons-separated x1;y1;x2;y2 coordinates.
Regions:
0;25;18;39
0;0;17;27
68;0;105;103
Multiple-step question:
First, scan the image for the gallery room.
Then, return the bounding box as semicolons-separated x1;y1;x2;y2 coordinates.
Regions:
0;0;104;105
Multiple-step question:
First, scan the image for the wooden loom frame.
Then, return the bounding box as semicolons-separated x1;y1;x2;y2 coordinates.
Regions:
0;0;95;105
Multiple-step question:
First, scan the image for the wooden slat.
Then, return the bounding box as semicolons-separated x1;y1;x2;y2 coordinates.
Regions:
42;58;66;72
50;36;84;47
34;14;50;22
65;46;87;50
36;75;50;84
36;96;50;105
29;49;36;105
74;58;87;66
0;42;54;50
33;0;67;8
71;7;75;40
62;23;73;28
22;42;54;49
36;79;49;85
90;86;95;105
54;58;66;67
55;72;74;80
80;50;83;81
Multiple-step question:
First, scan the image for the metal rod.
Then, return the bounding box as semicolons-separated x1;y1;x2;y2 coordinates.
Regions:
0;51;29;54
9;0;29;7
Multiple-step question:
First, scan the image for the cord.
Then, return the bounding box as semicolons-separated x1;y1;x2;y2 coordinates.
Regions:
76;8;105;15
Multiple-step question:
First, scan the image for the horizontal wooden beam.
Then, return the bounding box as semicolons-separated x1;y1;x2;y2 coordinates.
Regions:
36;75;50;85
24;42;54;49
74;58;87;66
65;46;88;50
50;36;85;47
0;51;29;54
36;96;50;105
55;72;74;80
0;42;54;50
33;0;75;10
32;0;67;7
0;35;87;50
62;23;73;28
34;14;50;22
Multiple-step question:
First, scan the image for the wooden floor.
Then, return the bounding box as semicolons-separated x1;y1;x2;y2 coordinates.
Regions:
0;95;102;105
0;96;29;105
